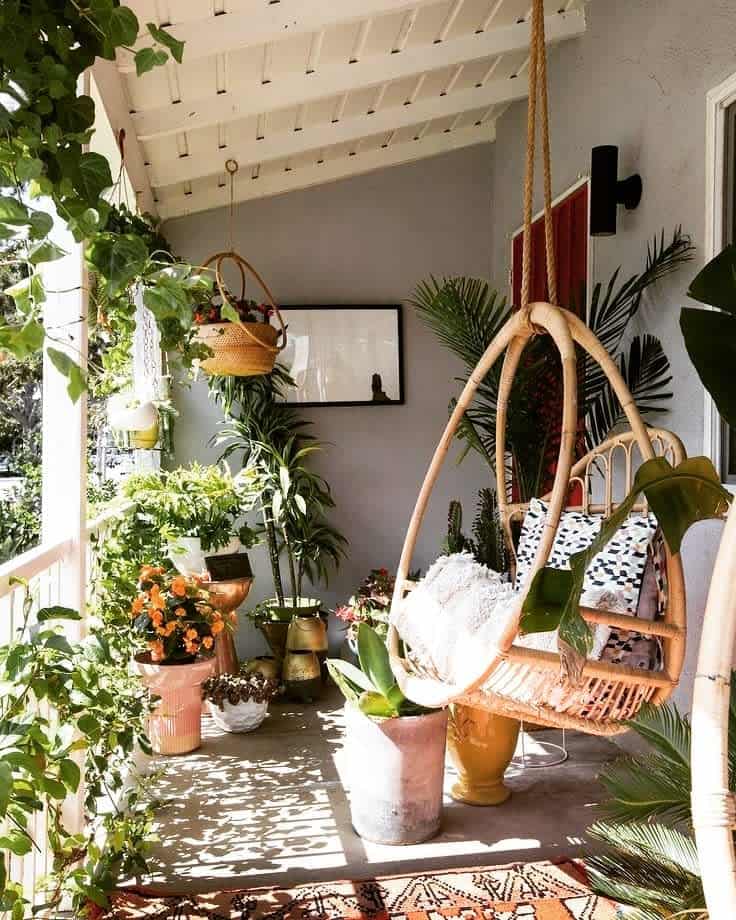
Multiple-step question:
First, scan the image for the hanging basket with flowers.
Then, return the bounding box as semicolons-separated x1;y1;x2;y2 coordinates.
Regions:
193;161;287;377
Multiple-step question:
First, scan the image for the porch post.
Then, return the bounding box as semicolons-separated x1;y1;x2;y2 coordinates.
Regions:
40;216;88;619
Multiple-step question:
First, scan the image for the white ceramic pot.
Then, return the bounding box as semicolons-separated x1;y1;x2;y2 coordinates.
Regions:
207;699;269;733
344;703;448;845
168;536;206;576
107;394;158;432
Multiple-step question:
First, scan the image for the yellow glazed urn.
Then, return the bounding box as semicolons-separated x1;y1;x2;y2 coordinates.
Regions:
447;704;520;805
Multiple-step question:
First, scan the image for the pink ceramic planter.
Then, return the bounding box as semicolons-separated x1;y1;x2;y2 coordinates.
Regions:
134;656;215;755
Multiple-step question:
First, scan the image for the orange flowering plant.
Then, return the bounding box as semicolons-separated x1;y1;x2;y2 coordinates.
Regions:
131;566;229;663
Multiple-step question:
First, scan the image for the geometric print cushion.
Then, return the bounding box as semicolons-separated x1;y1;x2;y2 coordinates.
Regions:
514;497;658;614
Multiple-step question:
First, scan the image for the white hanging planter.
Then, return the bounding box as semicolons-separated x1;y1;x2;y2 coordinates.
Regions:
107;393;158;432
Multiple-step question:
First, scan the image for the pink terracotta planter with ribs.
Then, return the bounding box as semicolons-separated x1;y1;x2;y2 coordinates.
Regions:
135;655;214;755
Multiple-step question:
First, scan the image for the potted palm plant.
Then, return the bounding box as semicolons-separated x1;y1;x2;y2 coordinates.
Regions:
131;567;227;754
327;624;448;846
212;368;347;665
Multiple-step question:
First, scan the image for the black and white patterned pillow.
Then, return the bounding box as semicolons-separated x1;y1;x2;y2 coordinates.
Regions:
514;497;657;614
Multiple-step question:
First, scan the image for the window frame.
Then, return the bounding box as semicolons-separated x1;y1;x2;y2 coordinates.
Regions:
704;71;736;482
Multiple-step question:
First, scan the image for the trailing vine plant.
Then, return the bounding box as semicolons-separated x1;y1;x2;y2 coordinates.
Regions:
0;0;212;399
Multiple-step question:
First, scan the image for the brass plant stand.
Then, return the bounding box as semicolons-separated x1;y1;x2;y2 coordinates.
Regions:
207;577;253;675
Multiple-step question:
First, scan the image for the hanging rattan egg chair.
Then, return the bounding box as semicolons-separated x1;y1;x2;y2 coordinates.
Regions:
387;0;687;737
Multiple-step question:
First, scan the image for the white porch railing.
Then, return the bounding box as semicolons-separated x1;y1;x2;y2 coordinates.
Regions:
0;502;126;916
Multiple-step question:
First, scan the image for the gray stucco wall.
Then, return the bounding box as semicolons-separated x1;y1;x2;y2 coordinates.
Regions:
164;143;494;659
488;0;736;710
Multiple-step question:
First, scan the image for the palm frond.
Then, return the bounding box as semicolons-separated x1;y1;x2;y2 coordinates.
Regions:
585;334;672;449
411;276;511;370
588;227;694;359
627;700;691;766
597;752;692;825
587;822;703;917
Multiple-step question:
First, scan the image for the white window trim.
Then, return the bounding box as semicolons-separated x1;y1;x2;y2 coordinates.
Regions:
509;175;592;323
703;70;736;469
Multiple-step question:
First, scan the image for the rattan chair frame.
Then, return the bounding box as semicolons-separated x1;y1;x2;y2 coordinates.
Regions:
388;302;687;736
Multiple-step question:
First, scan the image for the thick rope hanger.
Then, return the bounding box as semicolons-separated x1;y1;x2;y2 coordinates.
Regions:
520;0;557;315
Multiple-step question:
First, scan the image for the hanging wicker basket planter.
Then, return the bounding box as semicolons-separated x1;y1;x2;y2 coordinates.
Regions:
194;249;287;377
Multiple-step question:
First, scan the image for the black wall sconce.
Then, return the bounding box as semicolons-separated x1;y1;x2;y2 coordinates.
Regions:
590;145;642;236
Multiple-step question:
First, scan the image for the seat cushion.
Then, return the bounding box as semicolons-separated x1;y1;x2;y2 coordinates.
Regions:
514;497;658;615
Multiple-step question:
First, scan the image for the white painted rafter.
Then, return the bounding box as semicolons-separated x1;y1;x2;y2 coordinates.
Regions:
132;9;585;141
118;0;439;73
149;75;527;188
159;121;496;220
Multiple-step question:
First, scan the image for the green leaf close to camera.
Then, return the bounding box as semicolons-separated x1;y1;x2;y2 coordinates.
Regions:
28;240;66;265
687;242;736;313
0;196;30;226
358;691;397;718
46;347;87;402
134;46;168;76
147;23;185;63
77;152;113;205
357;623;398;700
680;307;736;430
37;606;82;622
220;301;240;324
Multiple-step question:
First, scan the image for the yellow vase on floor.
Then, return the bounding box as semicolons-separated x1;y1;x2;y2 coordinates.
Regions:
447;704;520;805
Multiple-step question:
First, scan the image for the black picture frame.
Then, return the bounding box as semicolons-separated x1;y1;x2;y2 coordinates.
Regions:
277;304;405;407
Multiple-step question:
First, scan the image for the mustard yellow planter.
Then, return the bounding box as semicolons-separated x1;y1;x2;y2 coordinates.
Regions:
447;705;520;806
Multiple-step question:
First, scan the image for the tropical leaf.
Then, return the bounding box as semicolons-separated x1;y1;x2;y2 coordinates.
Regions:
626;701;691;767
597;752;691;825
587;822;704;917
585;334;672;449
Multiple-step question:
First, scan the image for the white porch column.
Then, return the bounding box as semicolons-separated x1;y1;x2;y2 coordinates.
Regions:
41;217;88;618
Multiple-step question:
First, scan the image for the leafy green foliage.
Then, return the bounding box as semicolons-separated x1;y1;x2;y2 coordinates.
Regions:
584;684;736;919
412;229;693;500
442;490;507;572
521;456;730;659
681;242;736;429
0;0;204;398
327;624;434;718
122;463;259;553
0;594;157;917
212;369;347;606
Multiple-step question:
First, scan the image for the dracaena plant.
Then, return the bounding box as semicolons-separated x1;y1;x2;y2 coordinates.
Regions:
327;623;434;718
0;0;214;399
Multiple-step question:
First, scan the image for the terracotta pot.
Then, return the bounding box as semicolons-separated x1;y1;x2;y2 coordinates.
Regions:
286;614;328;652
344;703;448;845
207;577;253;676
243;656;281;682
446;705;520;805
134;655;214;755
206;699;269;733
282;650;322;702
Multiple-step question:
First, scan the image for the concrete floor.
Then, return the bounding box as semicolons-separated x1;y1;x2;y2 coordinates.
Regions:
135;688;618;893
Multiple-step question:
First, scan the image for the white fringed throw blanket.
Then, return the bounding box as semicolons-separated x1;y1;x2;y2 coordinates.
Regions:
390;553;619;686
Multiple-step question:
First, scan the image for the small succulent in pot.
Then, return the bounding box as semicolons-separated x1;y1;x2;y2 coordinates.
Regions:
201;670;280;733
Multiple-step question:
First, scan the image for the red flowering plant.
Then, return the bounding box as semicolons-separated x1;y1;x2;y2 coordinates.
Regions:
335;567;396;640
130;566;231;663
193;290;274;326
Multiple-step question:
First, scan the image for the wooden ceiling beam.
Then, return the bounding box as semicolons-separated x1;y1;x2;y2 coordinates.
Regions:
132;9;585;142
158;121;495;221
117;0;437;73
150;76;526;188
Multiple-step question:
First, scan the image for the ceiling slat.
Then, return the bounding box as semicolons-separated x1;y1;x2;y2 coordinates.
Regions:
132;9;585;141
118;0;439;73
159;121;496;220
150;76;526;187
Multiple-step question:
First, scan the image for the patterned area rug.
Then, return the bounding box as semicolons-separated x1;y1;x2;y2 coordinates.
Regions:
100;859;616;919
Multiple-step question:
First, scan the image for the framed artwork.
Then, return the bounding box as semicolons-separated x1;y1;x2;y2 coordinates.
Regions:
277;305;404;406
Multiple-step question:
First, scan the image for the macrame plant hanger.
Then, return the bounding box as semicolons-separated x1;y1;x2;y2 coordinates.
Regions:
196;159;287;377
387;0;688;736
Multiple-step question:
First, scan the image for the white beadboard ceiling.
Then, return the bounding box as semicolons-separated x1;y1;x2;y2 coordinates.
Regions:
93;0;587;221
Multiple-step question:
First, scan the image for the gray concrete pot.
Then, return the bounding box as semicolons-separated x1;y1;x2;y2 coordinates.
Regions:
343;703;448;845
